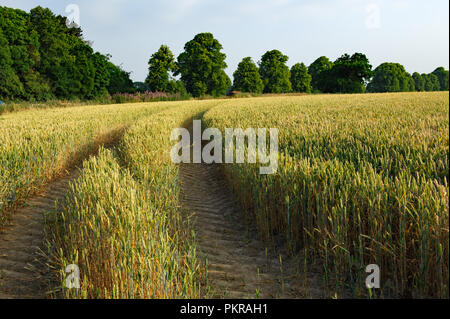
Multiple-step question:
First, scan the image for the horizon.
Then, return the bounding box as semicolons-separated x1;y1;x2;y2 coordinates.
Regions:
1;0;449;82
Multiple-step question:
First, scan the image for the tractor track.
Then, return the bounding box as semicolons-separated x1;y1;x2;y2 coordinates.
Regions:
180;162;323;299
0;172;78;299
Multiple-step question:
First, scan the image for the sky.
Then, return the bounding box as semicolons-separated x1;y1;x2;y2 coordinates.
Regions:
1;0;449;82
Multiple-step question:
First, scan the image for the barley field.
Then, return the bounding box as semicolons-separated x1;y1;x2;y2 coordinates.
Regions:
0;92;448;299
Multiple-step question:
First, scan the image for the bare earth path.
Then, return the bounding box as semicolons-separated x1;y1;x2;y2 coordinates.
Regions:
0;172;77;299
180;162;323;299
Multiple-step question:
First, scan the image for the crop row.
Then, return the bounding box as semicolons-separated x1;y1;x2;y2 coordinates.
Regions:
203;92;449;298
46;100;219;298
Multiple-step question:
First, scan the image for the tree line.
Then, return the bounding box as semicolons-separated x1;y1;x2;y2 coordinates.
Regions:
145;33;449;97
1;6;448;102
0;6;135;101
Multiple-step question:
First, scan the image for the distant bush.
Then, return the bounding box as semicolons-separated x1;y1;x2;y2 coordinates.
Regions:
109;91;190;104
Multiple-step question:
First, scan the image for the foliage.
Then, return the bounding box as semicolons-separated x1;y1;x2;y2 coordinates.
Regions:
232;57;264;94
290;63;312;93
0;28;24;99
133;81;150;92
106;62;135;94
259;50;292;93
166;79;188;96
322;53;373;93
176;33;231;97
423;73;441;91
308;56;334;92
367;63;415;92
432;67;449;91
91;52;111;98
0;6;134;101
110;91;188;104
145;45;176;92
412;72;425;92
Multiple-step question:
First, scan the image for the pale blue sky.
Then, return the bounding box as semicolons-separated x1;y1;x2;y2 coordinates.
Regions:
2;0;449;81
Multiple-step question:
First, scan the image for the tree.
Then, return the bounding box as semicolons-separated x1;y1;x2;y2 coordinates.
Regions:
70;43;96;98
259;50;291;93
0;5;134;101
308;56;333;92
232;57;263;93
134;82;150;92
412;72;425;92
29;6;77;98
432;67;449;91
290;63;312;93
423;73;441;92
166;80;188;95
0;28;24;99
145;45;176;92
107;62;135;94
406;73;416;92
176;33;231;97
367;63;414;92
91;52;111;97
0;6;51;100
325;53;373;93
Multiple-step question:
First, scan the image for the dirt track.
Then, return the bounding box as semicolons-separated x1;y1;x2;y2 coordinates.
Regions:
0;172;77;299
0;127;323;299
179;162;323;298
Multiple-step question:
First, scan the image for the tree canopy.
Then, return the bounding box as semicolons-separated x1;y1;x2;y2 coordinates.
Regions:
308;56;333;92
0;5;134;101
367;63;415;93
412;72;425;92
232;57;264;93
259;50;292;93
423;73;441;92
290;63;312;93
323;53;373;93
0;28;24;99
432;67;449;91
175;33;231;97
145;45;176;92
1;6;447;101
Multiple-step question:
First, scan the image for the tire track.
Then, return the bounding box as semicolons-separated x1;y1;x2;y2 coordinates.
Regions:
0;130;126;299
180;162;324;299
0;172;78;299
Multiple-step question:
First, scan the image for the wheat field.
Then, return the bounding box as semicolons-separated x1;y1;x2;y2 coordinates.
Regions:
0;92;448;298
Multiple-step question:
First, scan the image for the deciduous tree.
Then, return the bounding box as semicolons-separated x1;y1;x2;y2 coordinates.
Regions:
259;50;291;93
308;56;333;92
176;33;231;97
432;67;449;91
412;72;425;92
423;73;441;91
367;63;414;92
325;53;373;93
290;63;312;93
145;45;176;92
232;57;264;93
